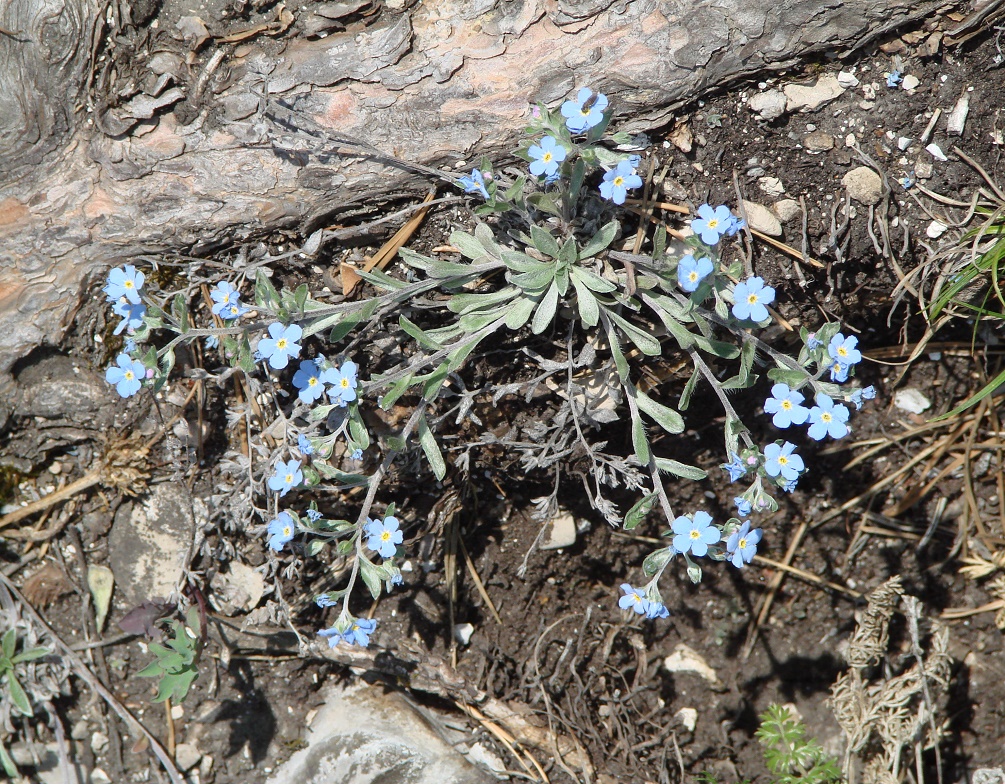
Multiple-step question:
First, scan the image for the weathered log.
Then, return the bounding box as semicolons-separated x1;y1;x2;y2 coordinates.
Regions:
0;0;940;421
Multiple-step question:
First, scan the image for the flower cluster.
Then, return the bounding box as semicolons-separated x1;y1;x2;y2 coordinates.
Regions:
210;281;250;321
691;204;745;246
100;266;151;398
292;358;358;405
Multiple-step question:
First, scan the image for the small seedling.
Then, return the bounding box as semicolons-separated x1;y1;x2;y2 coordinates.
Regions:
136;607;203;703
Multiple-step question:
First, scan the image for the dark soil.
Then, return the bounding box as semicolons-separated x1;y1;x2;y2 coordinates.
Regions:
3;4;1005;784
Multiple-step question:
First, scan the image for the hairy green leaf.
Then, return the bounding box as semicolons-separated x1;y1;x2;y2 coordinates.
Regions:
531;281;559;334
579;220;619;259
418;411;446;480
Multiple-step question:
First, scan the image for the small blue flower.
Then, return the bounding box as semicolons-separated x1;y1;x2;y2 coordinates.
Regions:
105;353;146;398
671;511;720;557
828;333;862;367
298;433;314;455
350;448;364;460
258;323;303;370
691;204;734;245
561;87;609;133
315;594;338;608
725;217;746;237
293;359;325;404
806;332;823;351
763;383;810;428
782;478;799;493
104;265;144;304
726;522;762;568
390;572;404;586
722;453;747;482
205;335;220;349
365;516;403;559
306;508;323;523
210;281;241;316
734;496;752;517
267;511;295;551
677;254;714;293
319;618;377;648
322;360;358;406
807;394;850;440
124;338;137;353
854;385;877;410
218;301;249;321
112;299;146;335
618;583;650;615
528;136;567;178
886;70;903;88
731;276;776;322
645;601;670;619
763;441;804;481
459;169;490;199
900;175;915;190
828;360;850;383
268;459;303;496
599;160;643;205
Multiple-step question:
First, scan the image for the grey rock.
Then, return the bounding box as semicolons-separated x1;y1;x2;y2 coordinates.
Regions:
108;484;195;603
804;130;835;152
14;355;110;423
841;166;883;205
757;176;785;197
540;510;577;550
773;199;801;223
747;89;787;121
784;74;845;112
268;682;492;784
174;742;202;772
210;562;265;615
741;200;782;237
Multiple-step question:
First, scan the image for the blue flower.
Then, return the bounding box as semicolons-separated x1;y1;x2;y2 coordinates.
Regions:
105;353;146;398
599;160;643;205
734;496;752;517
763;383;810;428
722;453;747;482
561;87;609;133
319;618;377;648
677;254;714;293
112;299;146;335
782;478;798;493
691;204;734;245
293;359;326;404
315;594;338;608
205;335;220;349
886;70;903;88
218;301;249;321
390;572;404;586
268;459;303;496
124;338;137;353
365;516;403;559
210;281;242;316
306;508;322;523
645;601;670;619
828;333;862;368
828;360;850;383
459;169;490;199
763;441;804;481
618;583;650;615
350;448;364;460
731;276;775;322
807;394;850;440
806;332;823;350
726;522;762;568
671;511;720;557
528;136;567;178
298;433;314;455
849;385;877;411
725;217;746;237
322;360;358;406
104;265;144;304
267;511;295;551
258;323;302;370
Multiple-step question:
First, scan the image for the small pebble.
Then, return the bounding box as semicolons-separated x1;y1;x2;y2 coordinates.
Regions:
901;74;921;91
926;220;948;239
926;143;948;161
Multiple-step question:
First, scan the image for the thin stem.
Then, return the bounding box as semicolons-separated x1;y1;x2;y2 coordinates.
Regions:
689;349;755;450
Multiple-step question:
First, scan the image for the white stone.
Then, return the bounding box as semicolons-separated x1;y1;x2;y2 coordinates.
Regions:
663;644;724;689
845;133;857;148
467;743;506;774
926;143;948;161
893;388;932;415
901;74;921;91
676;707;698;732
837;71;860;88
804;130;835;152
758;176;785;197
842;166;883;205
773;199;801;223
784;74;845;112
541;510;577;550
91;769;112;784
926;220;948;239
748;90;787;121
741;200;783;237
453;623;474;646
897;136;913;151
174;743;202;772
90;731;108;754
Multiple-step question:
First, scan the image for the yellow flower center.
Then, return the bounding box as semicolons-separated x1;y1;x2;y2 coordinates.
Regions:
123;370;134;381
277;338;288;350
285;473;294;484
688;271;699;282
821;412;832;423
124;280;134;289
308;377;318;387
341;378;350;388
613;176;624;187
542;152;553;163
282;525;292;537
747;293;759;304
838;346;848;357
738;537;747;549
580;108;591;116
781;400;792;410
707;219;719;229
778;455;789;466
690;529;701;540
381;531;392;542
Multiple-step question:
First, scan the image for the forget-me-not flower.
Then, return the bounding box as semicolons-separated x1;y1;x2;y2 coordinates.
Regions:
365;516;403;559
315;594;338;608
210;281;241;316
763;383;810;428
459;169;490;199
677;254;713;293
104;265;144;305
850;385;876;410
350;448;364;460
267;511;295;551
322;360;358;406
731;276;775;322
645;601;670;619
734;496;752;517
218;301;249;321
112;299;146;335
618;584;650;615
105;353;146;398
319;618;377;648
671;511;720;557
691;204;734;245
306;508;323;523
293;359;326;404
298;433;314;455
258;323;302;370
886;70;903;88
806;332;823;351
722;453;747;482
528;136;567;178
561;87;609;133
763;441;804;481
828;334;862;381
726;522;762;568
268;459;303;496
599;160;643;205
807;394;850;440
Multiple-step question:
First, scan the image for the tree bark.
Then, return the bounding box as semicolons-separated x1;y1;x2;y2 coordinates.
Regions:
0;0;940;412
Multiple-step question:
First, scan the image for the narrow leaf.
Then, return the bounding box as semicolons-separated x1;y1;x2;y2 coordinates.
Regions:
418;411;446;480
